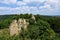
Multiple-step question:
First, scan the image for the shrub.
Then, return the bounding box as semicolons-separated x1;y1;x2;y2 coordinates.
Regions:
26;19;56;40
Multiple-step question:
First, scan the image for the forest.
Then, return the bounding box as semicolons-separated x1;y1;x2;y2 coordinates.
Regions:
0;14;60;40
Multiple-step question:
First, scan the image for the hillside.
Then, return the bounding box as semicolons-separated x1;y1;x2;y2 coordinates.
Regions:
0;14;60;40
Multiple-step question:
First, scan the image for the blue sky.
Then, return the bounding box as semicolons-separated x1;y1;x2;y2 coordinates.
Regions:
0;0;60;15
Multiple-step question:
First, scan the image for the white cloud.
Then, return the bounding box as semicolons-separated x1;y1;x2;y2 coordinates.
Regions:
0;0;17;4
17;1;26;6
9;0;17;4
47;0;59;3
30;7;39;12
23;0;30;3
46;0;60;10
0;6;39;14
39;4;51;9
39;0;60;11
38;0;60;15
0;0;60;15
23;0;45;3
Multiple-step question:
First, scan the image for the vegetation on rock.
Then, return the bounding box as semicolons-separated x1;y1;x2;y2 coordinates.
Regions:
0;14;60;40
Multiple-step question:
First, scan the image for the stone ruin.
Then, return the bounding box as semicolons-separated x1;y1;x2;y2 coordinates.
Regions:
9;19;29;36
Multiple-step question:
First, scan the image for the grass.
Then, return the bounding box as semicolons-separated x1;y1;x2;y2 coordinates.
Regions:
0;29;9;40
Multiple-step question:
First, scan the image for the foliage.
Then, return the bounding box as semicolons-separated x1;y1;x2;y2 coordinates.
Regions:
0;14;60;40
0;19;12;29
27;19;55;40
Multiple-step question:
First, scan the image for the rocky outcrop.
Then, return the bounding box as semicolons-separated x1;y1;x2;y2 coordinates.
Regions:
9;20;19;36
18;19;29;31
31;15;36;23
9;19;29;36
31;15;35;20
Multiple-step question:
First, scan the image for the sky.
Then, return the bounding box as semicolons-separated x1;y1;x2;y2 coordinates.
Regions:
0;0;60;15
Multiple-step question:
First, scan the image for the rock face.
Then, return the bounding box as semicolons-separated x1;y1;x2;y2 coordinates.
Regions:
9;19;29;36
31;15;35;20
9;20;19;36
18;19;29;31
31;15;36;23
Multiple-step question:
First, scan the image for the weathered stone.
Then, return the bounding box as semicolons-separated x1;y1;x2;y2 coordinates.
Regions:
9;19;29;36
9;20;19;36
31;15;36;23
18;19;29;31
31;15;35;20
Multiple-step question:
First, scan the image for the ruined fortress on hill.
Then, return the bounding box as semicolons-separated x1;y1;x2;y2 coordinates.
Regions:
9;15;35;36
